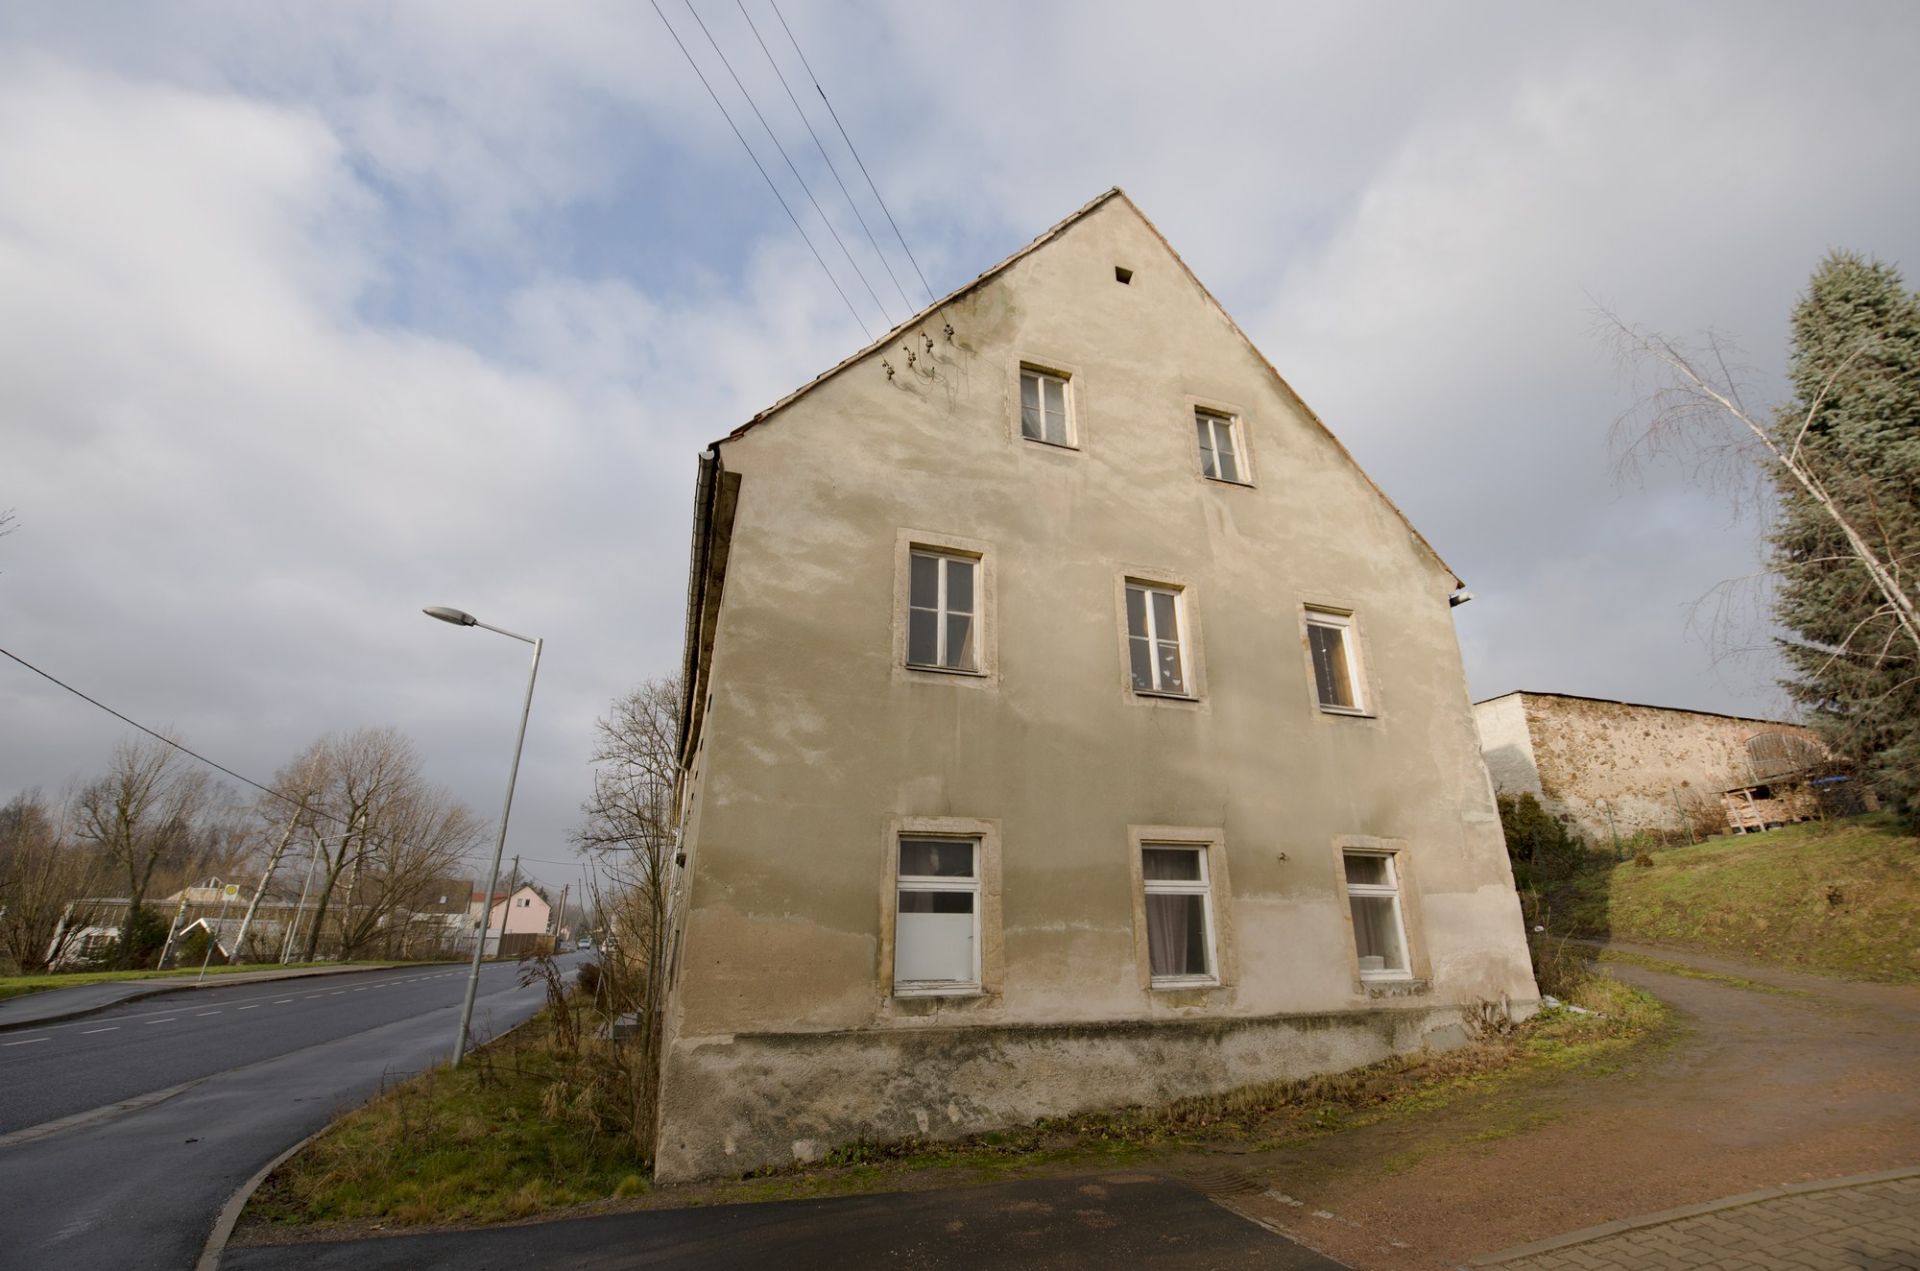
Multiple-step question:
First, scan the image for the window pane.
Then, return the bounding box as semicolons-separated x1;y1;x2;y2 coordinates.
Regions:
945;558;974;614
908;607;938;666
910;553;938;610
1128;635;1153;691
1309;622;1355;708
1195;417;1217;478
1350;895;1407;973
1125;585;1147;638
1145;893;1209;978
1020;371;1039;413
1215;427;1240;483
1143;847;1202;881
945;613;974;669
896;902;973;983
1343;853;1391;888
1045;407;1068;446
1151;590;1179;642
1156;640;1185;693
898;889;974;912
900;838;975;878
1043;376;1065;417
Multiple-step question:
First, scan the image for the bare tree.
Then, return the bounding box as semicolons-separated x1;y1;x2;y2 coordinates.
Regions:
230;743;332;962
0;790;111;971
575;676;683;1152
71;737;212;967
1607;316;1920;659
335;786;484;958
298;728;418;962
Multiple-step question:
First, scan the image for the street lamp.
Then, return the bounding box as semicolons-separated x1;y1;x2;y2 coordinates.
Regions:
424;604;543;1066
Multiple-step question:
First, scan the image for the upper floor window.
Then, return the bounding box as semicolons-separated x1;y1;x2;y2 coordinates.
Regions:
1020;366;1074;447
1126;583;1188;696
894;836;980;993
1142;844;1216;986
1194;409;1246;484
909;550;978;672
1307;609;1366;713
1343;850;1409;980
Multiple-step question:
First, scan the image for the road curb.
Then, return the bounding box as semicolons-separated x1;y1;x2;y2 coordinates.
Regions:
1468;1165;1920;1265
195;1125;330;1271
0;963;440;1033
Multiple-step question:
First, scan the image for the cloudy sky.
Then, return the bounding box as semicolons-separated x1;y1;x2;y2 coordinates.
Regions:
4;2;1918;892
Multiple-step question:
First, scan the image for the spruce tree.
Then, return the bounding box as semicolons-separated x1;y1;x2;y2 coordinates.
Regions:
1770;252;1920;827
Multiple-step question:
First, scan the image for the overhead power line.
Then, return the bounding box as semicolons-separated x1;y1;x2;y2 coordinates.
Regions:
2;644;308;815
0;644;514;871
769;0;938;307
649;0;872;337
683;0;892;329
734;0;913;317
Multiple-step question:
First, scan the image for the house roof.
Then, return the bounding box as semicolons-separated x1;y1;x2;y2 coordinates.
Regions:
471;885;543;904
1472;689;1806;728
711;186;1460;588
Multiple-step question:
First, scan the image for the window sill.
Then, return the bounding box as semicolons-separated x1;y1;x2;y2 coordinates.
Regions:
1200;475;1255;488
1149;977;1221;991
1021;435;1080;452
1318;705;1374;719
891;984;983;999
1132;689;1200;703
905;663;987;679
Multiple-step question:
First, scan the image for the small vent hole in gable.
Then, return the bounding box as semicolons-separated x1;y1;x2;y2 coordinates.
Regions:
1114;265;1133;284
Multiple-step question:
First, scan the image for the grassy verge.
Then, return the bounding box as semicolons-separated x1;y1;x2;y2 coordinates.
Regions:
1559;814;1920;983
246;1005;650;1229
242;970;1664;1235
0;960;401;1002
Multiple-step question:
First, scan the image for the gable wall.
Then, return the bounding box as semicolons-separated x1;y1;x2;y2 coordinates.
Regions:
659;198;1533;1176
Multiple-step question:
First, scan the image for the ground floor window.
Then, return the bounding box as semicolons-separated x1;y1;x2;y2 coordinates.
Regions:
1343;850;1408;979
1142;844;1217;986
893;836;980;992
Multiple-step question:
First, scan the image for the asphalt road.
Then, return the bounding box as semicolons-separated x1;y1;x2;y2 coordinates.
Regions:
0;956;575;1271
223;1172;1342;1270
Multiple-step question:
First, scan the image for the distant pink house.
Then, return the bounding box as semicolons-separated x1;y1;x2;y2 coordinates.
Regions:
466;884;550;954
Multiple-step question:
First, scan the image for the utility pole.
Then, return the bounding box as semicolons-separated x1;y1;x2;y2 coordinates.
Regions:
554;882;570;946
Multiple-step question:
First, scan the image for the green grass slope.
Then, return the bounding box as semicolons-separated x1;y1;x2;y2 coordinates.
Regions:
1564;814;1920;983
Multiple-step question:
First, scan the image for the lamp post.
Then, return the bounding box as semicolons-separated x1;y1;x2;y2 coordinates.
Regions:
424;605;543;1066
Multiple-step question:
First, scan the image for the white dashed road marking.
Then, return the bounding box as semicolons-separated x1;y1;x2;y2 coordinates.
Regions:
82;1027;118;1035
196;1011;221;1017
2;1037;49;1047
145;1018;175;1025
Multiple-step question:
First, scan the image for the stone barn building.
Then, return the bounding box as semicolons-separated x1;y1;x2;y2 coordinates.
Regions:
1473;690;1833;844
658;189;1539;1182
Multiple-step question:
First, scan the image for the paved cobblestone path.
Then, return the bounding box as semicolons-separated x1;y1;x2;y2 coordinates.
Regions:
1491;1174;1919;1270
1214;942;1920;1269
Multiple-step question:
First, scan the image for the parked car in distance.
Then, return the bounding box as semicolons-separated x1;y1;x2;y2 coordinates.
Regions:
577;937;593;951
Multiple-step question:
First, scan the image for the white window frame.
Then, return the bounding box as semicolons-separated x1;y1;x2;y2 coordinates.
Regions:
1194;408;1247;484
892;836;982;996
1306;608;1368;715
1019;365;1076;448
1141;843;1219;989
907;550;980;673
1126;582;1190;697
1343;849;1410;982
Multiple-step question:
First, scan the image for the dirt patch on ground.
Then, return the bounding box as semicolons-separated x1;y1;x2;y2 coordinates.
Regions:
1215;941;1920;1269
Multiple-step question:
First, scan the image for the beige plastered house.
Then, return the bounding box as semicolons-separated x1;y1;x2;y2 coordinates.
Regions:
657;189;1539;1182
